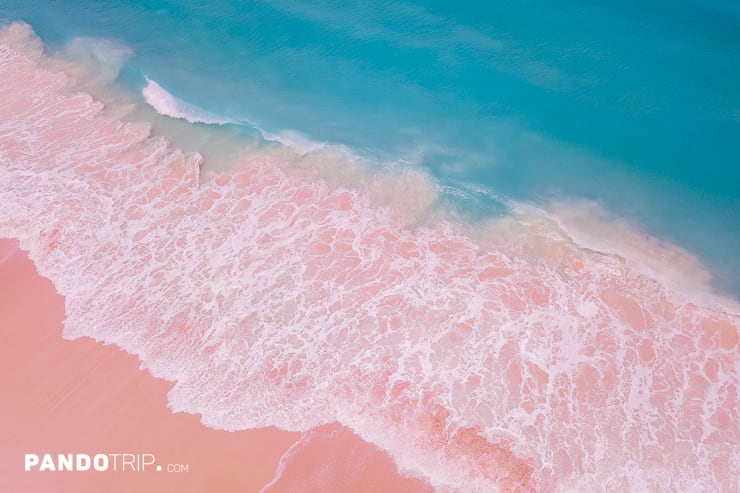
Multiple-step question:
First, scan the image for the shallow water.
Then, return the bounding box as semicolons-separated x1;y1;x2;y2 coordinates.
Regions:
1;24;738;491
1;0;739;293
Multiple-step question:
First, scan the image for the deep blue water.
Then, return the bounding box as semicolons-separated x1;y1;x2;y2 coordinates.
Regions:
1;0;739;293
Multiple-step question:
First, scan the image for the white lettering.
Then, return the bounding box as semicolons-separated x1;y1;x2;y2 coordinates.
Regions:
110;453;121;471
24;454;39;471
93;454;108;471
24;452;160;472
141;454;155;471
40;454;55;471
76;454;91;471
57;454;73;471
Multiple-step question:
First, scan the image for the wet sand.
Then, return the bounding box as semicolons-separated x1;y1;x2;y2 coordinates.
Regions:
0;238;431;492
2;22;737;491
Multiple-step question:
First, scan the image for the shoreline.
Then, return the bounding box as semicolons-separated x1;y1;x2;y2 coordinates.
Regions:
0;238;432;492
1;20;738;491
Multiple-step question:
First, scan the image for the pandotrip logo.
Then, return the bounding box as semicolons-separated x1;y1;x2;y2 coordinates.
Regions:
24;453;190;473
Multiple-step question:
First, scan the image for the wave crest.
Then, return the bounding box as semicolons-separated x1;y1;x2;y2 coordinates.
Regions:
1;24;739;493
142;76;234;124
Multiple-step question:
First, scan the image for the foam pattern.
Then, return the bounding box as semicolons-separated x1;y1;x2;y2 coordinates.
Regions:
1;26;738;492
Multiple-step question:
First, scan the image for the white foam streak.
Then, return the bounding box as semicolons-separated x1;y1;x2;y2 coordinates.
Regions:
545;200;740;312
262;129;326;155
258;432;315;493
1;24;739;493
142;76;234;125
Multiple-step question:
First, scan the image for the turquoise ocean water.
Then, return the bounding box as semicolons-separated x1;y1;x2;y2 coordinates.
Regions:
2;0;739;294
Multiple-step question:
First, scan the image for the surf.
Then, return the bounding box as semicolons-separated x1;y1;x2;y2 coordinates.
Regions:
141;76;234;125
1;22;738;493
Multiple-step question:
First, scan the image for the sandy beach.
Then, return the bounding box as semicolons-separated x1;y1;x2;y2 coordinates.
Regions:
1;19;738;491
0;238;431;492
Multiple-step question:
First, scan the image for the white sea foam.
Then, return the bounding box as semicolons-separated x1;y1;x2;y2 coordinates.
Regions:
544;200;740;313
262;129;326;155
1;23;739;493
142;75;326;157
142;76;234;124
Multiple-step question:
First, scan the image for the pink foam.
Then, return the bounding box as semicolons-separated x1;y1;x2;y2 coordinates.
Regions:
0;239;432;492
0;239;296;491
261;424;433;493
1;26;738;491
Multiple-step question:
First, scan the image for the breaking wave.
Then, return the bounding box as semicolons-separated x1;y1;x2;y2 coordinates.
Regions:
142;76;234;125
1;23;738;492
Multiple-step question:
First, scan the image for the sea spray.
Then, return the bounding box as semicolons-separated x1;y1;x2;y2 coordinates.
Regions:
1;23;738;492
142;76;235;125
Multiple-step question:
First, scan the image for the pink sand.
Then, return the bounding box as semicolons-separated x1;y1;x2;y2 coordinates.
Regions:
0;238;432;492
2;23;739;491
